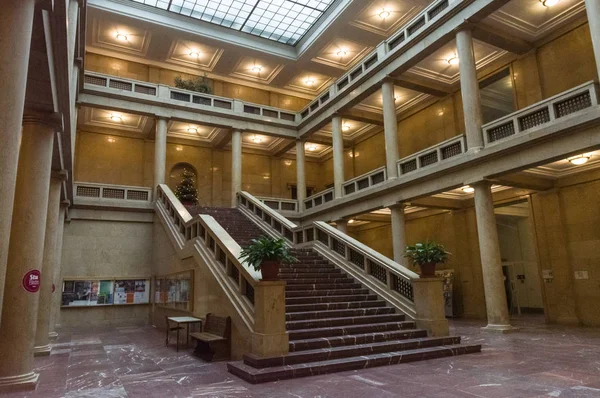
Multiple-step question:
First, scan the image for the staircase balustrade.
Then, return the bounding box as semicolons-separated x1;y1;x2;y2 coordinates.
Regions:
156;184;289;357
237;191;449;336
483;81;599;145
255;196;299;213
73;182;153;208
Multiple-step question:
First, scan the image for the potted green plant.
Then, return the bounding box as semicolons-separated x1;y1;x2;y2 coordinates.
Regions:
239;236;297;281
404;241;450;278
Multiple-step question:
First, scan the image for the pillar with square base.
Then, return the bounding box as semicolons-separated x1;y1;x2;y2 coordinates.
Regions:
390;204;408;264
456;27;484;152
0;0;36;329
49;201;69;339
154;117;168;191
382;80;400;179
295;140;306;212
331;115;345;199
231;130;242;207
473;181;518;333
34;171;67;356
0;112;59;392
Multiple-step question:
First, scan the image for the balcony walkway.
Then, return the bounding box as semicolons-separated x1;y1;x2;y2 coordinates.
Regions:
4;316;600;397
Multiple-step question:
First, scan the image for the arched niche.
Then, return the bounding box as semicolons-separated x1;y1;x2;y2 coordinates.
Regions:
168;162;198;194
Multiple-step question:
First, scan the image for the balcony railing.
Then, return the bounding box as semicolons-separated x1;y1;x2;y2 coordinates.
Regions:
397;135;466;176
83;73;158;97
303;187;334;210
483;81;599;145
255;196;298;213
74;182;152;204
237;191;420;319
343;166;387;196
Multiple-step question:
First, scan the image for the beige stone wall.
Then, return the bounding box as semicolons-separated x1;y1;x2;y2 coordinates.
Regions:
58;210;154;327
85;53;310;111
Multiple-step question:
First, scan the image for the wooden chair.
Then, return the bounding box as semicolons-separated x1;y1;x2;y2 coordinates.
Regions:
189;313;231;361
165;316;184;347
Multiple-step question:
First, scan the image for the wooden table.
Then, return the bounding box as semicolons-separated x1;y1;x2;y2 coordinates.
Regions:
167;316;203;352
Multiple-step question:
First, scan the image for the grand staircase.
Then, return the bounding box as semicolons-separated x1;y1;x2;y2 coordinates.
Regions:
189;207;481;384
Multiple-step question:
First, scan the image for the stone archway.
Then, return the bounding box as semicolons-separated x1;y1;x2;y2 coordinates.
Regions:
168;162;198;194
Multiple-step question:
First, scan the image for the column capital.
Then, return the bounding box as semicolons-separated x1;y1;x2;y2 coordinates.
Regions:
60;200;71;208
388;202;408;211
381;76;396;85
455;23;474;33
51;170;68;181
23;111;63;131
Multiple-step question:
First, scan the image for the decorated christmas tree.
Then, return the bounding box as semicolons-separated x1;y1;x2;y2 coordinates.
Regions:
175;169;198;205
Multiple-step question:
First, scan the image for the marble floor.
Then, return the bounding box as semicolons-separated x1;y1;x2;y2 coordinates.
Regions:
4;316;600;398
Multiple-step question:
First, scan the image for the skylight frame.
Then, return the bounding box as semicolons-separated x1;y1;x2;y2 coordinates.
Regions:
129;0;337;46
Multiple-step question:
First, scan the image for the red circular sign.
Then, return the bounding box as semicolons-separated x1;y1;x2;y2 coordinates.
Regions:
23;270;41;293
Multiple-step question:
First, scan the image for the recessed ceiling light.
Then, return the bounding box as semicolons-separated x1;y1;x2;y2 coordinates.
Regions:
461;185;475;193
251;135;264;143
187;126;198;133
110;114;122;122
188;50;201;57
348;219;355;224
437;110;445;116
568;154;591;165
284;159;292;166
342;124;351;131
540;0;560;7
107;137;116;143
304;78;315;86
337;49;348;57
263;174;270;180
447;56;459;66
175;146;183;152
115;33;128;41
307;143;318;151
251;65;263;73
378;9;391;19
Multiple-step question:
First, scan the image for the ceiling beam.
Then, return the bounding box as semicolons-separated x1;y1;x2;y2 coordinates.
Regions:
490;172;556;191
409;196;466;210
272;140;296;157
471;23;533;55
340;109;384;126
389;77;453;97
212;129;232;149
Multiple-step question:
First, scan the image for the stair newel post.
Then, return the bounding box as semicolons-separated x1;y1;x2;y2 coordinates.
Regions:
364;258;371;276
238;273;246;295
386;270;394;291
411;277;449;337
251;281;289;357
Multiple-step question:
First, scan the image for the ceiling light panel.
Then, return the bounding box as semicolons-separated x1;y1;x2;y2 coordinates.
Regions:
129;0;336;46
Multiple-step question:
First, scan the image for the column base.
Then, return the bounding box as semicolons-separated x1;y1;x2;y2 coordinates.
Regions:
466;146;483;154
33;344;51;356
481;324;519;334
49;331;58;340
0;372;39;393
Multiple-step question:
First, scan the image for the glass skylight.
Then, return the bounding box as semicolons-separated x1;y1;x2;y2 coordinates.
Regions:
130;0;336;45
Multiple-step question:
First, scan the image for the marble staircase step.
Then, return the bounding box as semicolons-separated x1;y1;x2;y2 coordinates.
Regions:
285;294;379;305
285;300;387;313
285;288;370;298
284;277;352;285
244;336;462;368
288;320;416;340
286;313;406;330
279;267;341;274
285;283;363;291
285;306;394;321
280;273;353;280
289;328;428;351
227;344;482;384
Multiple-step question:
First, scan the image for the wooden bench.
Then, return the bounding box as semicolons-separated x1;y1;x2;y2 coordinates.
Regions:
189;313;231;361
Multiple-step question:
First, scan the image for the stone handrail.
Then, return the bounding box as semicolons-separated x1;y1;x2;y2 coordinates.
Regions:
342;166;387;196
482;81;599;145
237;190;449;335
397;135;466;176
73;182;153;207
304;187;335;210
255;196;299;213
156;185;288;357
83;71;296;125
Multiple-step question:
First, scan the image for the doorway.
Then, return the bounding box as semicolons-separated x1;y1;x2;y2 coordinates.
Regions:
494;200;545;318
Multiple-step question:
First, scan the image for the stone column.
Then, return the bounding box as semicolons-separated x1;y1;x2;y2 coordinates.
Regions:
0;112;58;392
0;0;36;328
34;171;66;355
473;181;517;333
154;117;168;190
331;115;345;198
390;204;407;264
295;140;306;211
585;0;600;80
336;219;348;234
231;130;242;207
50;202;69;338
456;28;484;152
382;80;399;179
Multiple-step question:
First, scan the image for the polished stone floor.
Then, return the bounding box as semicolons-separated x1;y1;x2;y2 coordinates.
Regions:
4;316;600;398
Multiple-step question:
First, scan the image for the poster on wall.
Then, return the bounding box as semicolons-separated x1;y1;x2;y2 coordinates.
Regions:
154;270;194;312
62;278;149;307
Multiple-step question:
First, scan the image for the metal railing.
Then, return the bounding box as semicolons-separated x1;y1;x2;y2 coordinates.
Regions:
74;182;152;203
343;166;387;196
83;73;158;96
483;81;599;145
397;135;466;176
255;196;299;213
237;191;419;317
